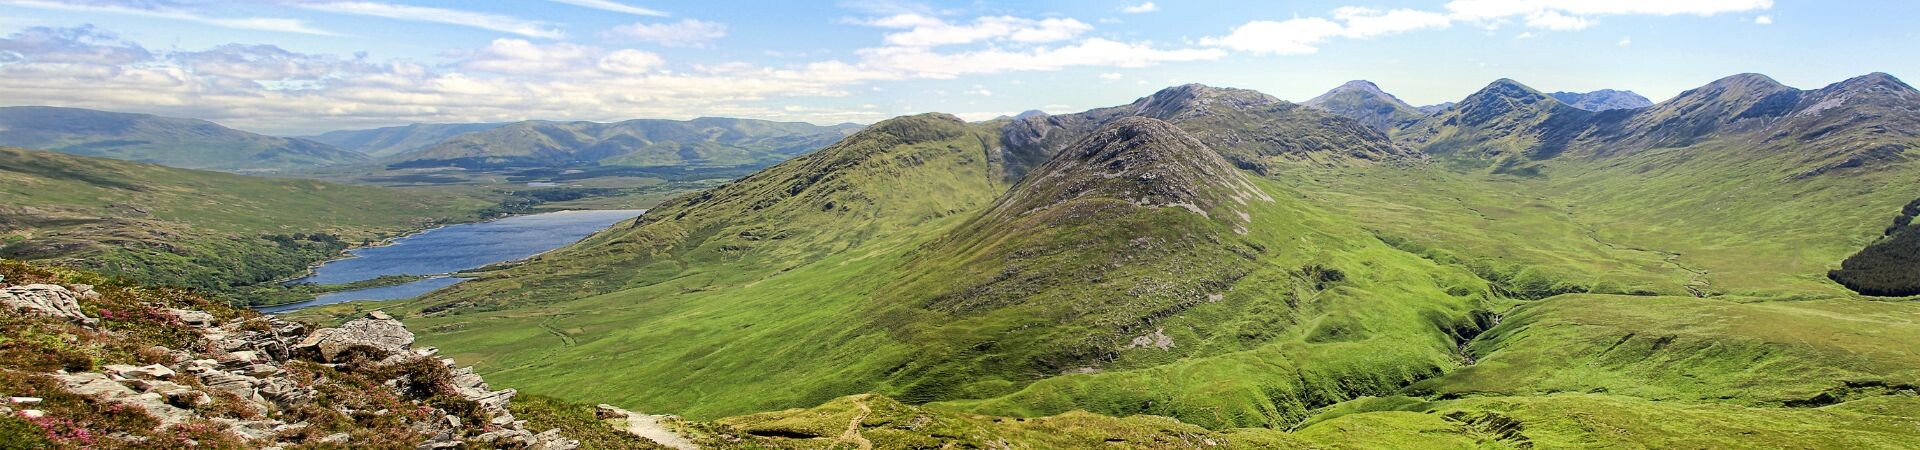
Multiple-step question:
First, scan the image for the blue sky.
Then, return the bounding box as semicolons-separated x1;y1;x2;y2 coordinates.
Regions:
0;0;1911;134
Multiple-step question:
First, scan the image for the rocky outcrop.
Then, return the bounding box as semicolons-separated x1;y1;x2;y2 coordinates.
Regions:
1;283;98;325
293;310;416;362
0;277;578;449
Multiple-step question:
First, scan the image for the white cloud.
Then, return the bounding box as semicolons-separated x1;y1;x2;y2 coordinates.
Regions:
546;0;667;17
293;1;564;39
1335;7;1455;38
1099;72;1124;80
597;49;664;75
1754;15;1773;24
1618;37;1632;46
2;0;336;36
1444;0;1774;19
1206;0;1769;55
1202;8;1447;55
966;85;992;96
854;38;1224;78
865;15;1093;47
1524;10;1591;30
1121;2;1158;14
1515;32;1536;39
605;19;728;47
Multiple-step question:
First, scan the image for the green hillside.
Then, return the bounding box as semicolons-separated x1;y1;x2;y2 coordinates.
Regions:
0;106;366;172
0;146;486;296
285;73;1920;448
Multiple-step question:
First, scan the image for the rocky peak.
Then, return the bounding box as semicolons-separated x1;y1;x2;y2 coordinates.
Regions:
1549;89;1655;111
1810;72;1920;104
1131;83;1286;121
1305;80;1403;106
1303;80;1423;131
986;117;1270;230
1448;78;1566;128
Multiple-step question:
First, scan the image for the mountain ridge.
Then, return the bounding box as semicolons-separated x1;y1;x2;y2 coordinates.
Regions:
0;106;365;172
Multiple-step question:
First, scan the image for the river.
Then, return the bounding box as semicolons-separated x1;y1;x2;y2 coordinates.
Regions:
257;209;645;313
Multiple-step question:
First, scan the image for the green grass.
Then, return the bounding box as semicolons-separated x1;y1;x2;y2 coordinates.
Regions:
1417;294;1920;405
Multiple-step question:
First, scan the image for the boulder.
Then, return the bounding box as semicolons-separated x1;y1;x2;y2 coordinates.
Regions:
534;428;581;450
295;312;415;362
0;284;96;325
164;308;215;327
51;372;193;425
104;364;177;380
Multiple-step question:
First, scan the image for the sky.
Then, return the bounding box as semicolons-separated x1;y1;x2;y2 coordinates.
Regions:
0;0;1912;135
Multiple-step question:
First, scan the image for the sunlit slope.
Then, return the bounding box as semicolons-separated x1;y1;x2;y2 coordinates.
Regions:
393;117;1487;428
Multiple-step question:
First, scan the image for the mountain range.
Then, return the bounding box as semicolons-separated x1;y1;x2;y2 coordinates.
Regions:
0;106;366;172
383;117;862;169
6;71;1920;448
299;71;1920;449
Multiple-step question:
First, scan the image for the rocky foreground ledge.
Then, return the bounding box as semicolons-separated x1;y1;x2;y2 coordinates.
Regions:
0;275;579;449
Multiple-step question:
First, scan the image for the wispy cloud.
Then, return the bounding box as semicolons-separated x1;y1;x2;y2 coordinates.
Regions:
292;1;564;39
1754;15;1773;25
1205;0;1772;55
605;19;728;47
1120;2;1158;14
1;0;336;36
546;0;667;17
859;14;1094;47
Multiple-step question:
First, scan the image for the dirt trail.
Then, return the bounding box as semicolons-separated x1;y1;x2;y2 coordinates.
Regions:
617;409;697;450
837;395;874;450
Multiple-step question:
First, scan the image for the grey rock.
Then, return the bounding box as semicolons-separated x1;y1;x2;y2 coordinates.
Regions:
534;428;581;450
51;372;194;425
1;284;97;325
104;363;177;380
295;312;416;362
164;308;216;327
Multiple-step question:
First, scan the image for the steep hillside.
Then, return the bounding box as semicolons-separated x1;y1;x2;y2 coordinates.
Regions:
1397;78;1597;169
1302;80;1428;132
1548;89;1653;111
357;112;1487;431
0;146;484;297
0;106;365;172
303;122;507;158
390;117;861;169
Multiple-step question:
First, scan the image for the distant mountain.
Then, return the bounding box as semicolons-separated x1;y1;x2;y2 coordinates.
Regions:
0;106;365;172
1302;80;1428;132
1548;89;1654;111
1417;102;1455;114
389;117;863;169
1397;78;1593;164
304;122;508;158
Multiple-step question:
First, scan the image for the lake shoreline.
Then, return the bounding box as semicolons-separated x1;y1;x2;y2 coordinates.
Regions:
255;209;645;313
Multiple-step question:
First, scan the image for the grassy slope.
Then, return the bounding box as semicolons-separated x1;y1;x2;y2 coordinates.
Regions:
0;146;487;293
337;76;1920;447
1423;294;1920;404
363;116;1487;432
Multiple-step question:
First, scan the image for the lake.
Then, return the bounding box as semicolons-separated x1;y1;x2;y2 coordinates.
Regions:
257;209;645;313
